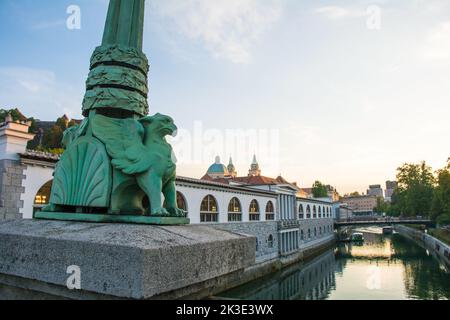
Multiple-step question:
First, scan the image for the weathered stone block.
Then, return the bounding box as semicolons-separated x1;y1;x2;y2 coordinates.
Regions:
0;220;255;299
4;214;19;221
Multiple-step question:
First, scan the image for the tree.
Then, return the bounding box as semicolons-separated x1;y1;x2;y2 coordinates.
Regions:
42;125;64;149
312;181;328;198
0;108;27;122
431;158;450;224
395;161;435;217
374;196;389;214
39;115;76;151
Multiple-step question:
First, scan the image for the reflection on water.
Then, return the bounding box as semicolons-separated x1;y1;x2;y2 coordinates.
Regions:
219;227;450;300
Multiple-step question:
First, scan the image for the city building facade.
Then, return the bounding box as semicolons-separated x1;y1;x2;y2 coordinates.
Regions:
0;121;336;266
385;180;397;203
367;184;384;198
340;195;377;216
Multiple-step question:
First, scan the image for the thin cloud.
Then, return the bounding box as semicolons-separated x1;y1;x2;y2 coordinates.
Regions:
420;21;450;61
32;19;66;30
314;6;365;20
0;67;82;119
151;0;282;64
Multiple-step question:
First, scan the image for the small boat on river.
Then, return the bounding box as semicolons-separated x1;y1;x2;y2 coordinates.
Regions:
350;233;365;242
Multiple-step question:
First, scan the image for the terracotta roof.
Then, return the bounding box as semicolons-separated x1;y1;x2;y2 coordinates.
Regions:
231;175;279;185
202;173;299;191
200;174;233;185
176;176;277;196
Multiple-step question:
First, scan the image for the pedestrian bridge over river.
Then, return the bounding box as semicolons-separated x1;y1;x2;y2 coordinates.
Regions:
335;218;433;228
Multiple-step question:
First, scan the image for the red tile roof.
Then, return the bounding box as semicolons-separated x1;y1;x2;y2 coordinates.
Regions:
202;173;299;189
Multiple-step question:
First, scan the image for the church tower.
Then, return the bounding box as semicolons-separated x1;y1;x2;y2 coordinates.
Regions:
248;155;261;177
227;157;237;178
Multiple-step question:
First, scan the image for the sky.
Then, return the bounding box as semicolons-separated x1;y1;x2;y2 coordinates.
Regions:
0;0;449;194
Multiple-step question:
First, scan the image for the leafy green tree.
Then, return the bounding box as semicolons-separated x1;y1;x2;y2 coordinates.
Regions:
374;196;389;214
0;108;27;122
395;161;435;217
42;125;64;149
312;181;328;198
431;158;450;224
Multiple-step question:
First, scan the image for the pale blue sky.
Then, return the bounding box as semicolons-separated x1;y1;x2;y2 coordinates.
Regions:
0;0;449;193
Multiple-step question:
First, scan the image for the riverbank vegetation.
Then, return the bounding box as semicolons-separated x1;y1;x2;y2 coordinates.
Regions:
428;228;450;246
382;159;450;225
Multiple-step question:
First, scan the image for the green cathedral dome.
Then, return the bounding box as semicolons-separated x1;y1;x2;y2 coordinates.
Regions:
207;156;229;175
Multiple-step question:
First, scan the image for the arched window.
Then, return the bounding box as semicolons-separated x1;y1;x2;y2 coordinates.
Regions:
249;200;260;221
313;206;317;218
228;197;242;222
314;227;317;237
306;205;311;219
318;206;322;218
299;204;304;219
300;230;304;241
33;180;52;214
200;195;218;222
267;234;274;248
176;191;188;213
308;229;311;239
265;201;275;221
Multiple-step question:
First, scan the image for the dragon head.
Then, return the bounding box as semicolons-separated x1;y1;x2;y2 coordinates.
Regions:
139;113;178;137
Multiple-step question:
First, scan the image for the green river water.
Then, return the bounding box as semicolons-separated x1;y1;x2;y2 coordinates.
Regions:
219;227;450;300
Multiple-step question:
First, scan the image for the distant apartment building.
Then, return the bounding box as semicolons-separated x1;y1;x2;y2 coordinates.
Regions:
367;184;384;198
341;195;377;216
385;181;397;203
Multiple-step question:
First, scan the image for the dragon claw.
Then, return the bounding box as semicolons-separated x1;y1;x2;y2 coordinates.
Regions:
151;207;170;217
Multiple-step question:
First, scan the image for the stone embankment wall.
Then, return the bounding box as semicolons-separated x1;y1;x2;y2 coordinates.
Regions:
395;225;450;268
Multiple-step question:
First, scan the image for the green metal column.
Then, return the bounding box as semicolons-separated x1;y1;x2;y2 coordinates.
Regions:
82;0;149;117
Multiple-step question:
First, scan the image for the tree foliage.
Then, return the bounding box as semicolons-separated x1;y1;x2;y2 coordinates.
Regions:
431;159;450;224
0;108;28;122
387;160;450;225
393;161;435;217
1;108;75;152
312;181;328;198
374;196;389;214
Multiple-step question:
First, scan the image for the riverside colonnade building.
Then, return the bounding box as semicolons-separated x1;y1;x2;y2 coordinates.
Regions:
0;119;336;265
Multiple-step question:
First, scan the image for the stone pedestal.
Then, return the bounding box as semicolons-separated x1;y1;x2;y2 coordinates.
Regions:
0;220;255;299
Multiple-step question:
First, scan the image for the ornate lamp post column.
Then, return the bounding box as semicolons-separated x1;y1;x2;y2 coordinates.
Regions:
83;0;149;118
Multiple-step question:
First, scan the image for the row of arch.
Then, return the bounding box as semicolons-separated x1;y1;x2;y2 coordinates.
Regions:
34;182;331;223
199;194;275;223
298;204;332;219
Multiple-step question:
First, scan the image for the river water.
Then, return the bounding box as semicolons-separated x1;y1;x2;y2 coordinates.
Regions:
218;227;450;300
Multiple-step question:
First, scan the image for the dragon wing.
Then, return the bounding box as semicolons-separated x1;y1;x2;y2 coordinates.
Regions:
91;115;152;175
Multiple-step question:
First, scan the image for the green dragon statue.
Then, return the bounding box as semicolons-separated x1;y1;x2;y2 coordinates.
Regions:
38;0;189;224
